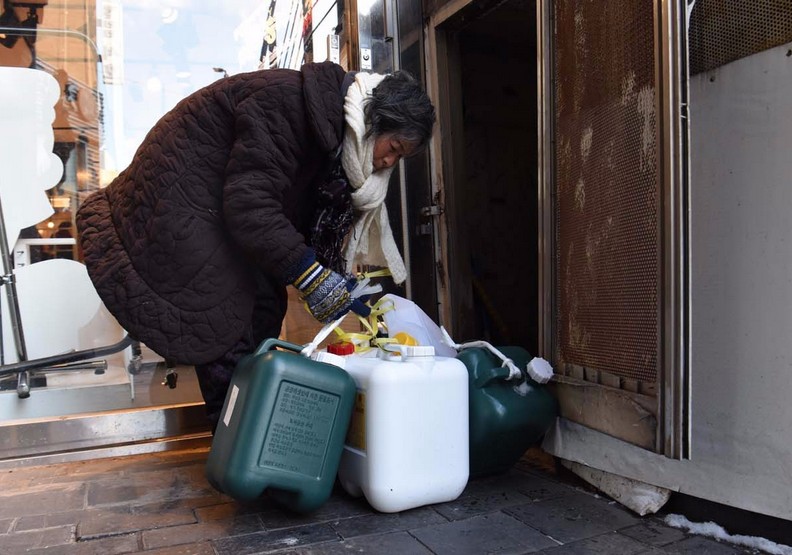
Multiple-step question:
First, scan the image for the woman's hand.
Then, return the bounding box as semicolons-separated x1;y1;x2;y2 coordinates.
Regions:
293;259;371;324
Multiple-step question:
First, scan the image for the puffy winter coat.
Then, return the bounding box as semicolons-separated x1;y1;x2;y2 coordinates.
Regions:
77;62;347;364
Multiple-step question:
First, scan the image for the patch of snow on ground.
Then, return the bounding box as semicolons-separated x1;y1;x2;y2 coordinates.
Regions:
664;514;792;555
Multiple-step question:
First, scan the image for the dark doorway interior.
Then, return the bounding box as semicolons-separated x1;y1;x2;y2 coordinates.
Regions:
444;0;538;352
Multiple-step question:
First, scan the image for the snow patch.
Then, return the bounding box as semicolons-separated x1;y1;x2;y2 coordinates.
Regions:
664;514;792;555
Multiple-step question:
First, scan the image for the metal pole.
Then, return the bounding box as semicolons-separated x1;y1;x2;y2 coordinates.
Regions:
537;0;555;361
0;195;28;362
0;194;30;397
0;335;134;376
658;0;692;460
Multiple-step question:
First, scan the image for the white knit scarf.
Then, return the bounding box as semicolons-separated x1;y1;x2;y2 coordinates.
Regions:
341;72;407;284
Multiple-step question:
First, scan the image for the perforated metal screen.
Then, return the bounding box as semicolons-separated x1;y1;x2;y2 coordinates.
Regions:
553;0;660;384
689;0;792;75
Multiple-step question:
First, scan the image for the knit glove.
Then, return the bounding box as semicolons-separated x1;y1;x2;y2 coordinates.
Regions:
292;255;371;324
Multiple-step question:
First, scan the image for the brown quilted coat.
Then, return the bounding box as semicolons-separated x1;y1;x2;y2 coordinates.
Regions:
77;62;347;364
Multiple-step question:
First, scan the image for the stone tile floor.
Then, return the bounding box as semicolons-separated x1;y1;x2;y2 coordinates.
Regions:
0;445;764;555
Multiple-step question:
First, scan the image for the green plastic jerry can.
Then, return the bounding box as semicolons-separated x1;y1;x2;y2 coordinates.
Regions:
205;338;356;513
457;346;559;478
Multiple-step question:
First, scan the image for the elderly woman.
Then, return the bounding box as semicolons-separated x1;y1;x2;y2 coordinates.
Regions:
77;62;435;427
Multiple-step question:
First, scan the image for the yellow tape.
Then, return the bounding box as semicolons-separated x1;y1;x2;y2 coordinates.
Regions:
298;268;400;354
328;299;399;354
357;268;393;280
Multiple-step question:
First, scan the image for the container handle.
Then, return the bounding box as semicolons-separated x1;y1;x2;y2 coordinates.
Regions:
300;314;348;358
440;326;554;384
254;338;305;356
440;326;523;381
253;314;349;359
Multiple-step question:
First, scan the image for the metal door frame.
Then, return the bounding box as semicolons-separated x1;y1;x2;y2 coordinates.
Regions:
424;0;477;331
657;0;692;460
537;0;554;362
537;0;691;459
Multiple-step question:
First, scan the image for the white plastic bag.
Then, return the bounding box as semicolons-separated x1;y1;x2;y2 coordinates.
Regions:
380;294;457;357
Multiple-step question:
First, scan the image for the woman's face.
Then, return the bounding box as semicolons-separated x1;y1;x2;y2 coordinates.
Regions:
372;134;418;172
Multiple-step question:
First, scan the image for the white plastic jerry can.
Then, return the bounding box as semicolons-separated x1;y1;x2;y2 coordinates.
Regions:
337;345;470;513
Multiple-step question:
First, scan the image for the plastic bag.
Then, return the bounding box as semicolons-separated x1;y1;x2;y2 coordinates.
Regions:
379;294;457;357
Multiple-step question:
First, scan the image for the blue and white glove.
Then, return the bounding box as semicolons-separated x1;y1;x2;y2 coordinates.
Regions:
292;253;371;324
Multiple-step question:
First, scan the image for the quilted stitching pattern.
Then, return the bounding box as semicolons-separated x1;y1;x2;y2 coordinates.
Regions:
77;62;347;364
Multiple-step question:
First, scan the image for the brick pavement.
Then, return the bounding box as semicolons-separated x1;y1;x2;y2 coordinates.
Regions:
0;446;761;554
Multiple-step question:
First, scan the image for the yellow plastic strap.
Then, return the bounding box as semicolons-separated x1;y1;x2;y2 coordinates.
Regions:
372;336;398;350
358;311;379;337
337;331;376;352
298;269;396;353
369;296;395;317
327;296;397;353
330;317;379;353
361;297;402;352
357;268;392;280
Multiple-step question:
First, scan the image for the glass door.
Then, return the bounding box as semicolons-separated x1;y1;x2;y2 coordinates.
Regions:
1;0;321;460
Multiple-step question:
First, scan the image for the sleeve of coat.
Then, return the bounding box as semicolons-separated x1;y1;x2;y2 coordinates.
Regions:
222;81;313;283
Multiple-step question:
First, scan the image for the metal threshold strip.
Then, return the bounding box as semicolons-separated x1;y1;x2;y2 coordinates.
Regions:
0;360;211;468
0;431;213;470
0;403;212;469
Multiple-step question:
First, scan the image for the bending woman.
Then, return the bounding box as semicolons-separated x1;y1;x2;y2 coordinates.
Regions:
77;62;435;428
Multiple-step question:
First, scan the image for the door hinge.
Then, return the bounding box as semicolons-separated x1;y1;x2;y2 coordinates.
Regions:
416;223;433;236
420;204;444;217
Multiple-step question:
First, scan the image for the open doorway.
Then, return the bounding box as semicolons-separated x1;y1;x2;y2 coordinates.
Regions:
431;0;538;352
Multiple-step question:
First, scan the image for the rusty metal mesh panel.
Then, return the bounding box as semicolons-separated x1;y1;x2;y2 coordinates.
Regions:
689;0;792;76
553;0;659;383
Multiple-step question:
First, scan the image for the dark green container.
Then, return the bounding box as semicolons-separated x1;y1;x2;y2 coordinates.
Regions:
457;346;559;478
205;339;356;513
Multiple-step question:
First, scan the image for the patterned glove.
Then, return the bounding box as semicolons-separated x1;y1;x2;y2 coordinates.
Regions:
292;255;371;324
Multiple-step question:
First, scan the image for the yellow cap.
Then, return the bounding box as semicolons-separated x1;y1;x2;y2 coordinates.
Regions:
392;332;418;346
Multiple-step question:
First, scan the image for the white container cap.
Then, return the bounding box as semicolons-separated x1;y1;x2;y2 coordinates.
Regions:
526;356;553;383
401;345;435;358
377;344;436;361
311;351;347;369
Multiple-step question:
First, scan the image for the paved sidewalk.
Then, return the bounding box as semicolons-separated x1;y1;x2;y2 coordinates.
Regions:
0;445;760;554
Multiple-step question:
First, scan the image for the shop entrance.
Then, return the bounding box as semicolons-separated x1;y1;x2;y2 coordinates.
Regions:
428;0;538;352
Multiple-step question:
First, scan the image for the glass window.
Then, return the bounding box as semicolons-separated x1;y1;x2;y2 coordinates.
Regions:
2;0;340;235
0;0;339;436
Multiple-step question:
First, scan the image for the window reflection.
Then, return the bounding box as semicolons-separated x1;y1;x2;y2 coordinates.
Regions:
1;0;340;223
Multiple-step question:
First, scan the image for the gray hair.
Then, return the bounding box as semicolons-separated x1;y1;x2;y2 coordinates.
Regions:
364;71;436;149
